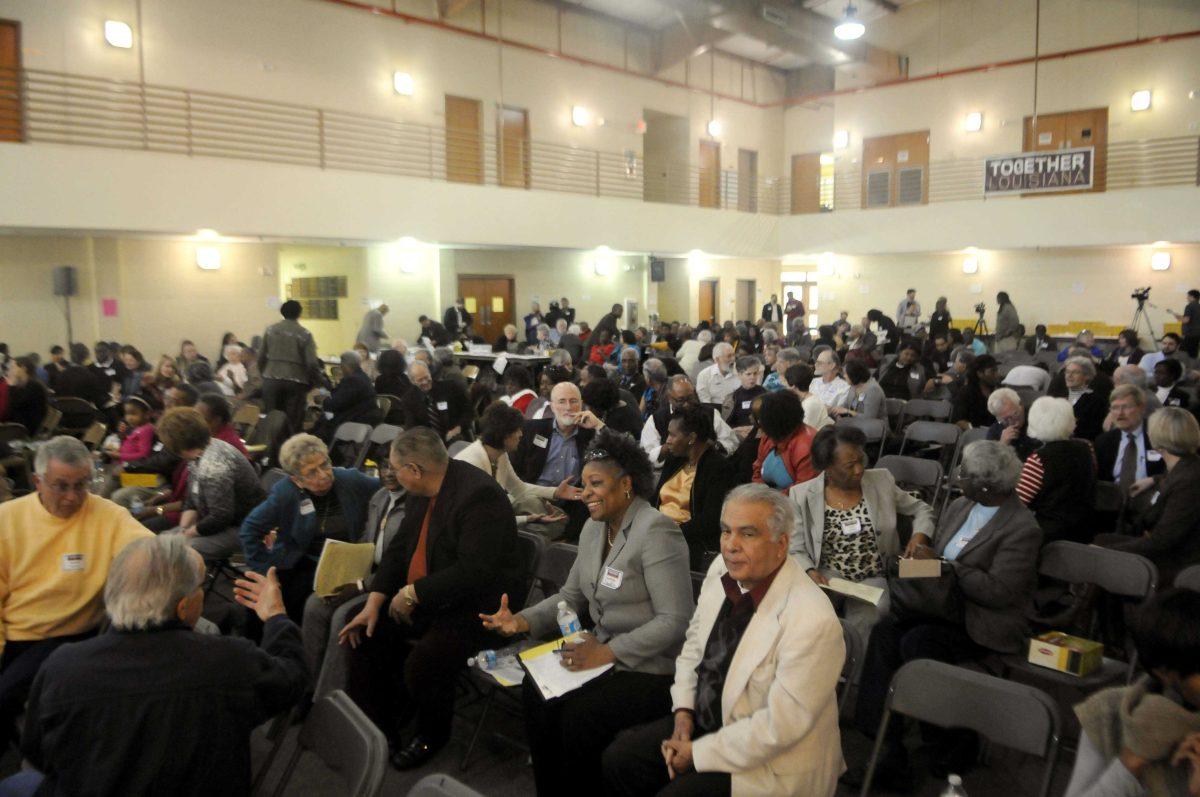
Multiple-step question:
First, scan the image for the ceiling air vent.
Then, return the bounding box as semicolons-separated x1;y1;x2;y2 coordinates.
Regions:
761;5;788;28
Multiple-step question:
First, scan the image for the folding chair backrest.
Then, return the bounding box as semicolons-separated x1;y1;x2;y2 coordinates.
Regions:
232;403;261;437
407;773;486;797
537;542;578;596
883;398;906;431
1038;541;1158;600
364;423;403;466
901;398;952;423
375;396;392;418
902;419;960;447
447;439;470;458
0;423;29;445
835;416;886;443
515;530;547;609
273;690;387;797
1176;565;1200;592
876;456;942;505
330;422;372;468
51;397;98;434
37;406;62;438
81;421;107;450
376;394;406;425
838;619;863;708
689;571;705;601
260;468;288;493
888;660;1060;756
247;410;290;468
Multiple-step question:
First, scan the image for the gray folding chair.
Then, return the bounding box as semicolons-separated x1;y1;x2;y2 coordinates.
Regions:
999;541;1158;689
329;422;372;469
883;398;906;434
899;398;953;425
259;467;288;492
446;439;470;458
876;455;944;507
939;426;990;514
269;690;387;797
536;542;578;599
861;659;1061;797
689;570;706;601
1176;564;1200;592
835;416;887;462
407;773;485;797
838;619;863;712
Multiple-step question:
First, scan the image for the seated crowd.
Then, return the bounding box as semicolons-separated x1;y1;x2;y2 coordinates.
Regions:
1;290;1200;797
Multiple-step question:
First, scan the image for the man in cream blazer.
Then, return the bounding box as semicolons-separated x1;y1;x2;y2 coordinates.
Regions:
603;483;845;797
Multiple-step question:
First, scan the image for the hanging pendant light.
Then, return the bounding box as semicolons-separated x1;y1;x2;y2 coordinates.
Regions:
834;3;866;40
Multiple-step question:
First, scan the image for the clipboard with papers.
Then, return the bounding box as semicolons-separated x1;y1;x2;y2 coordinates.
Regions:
518;633;613;701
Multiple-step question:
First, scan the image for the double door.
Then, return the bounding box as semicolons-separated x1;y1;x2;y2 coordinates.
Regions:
1023;107;1108;193
457;276;514;344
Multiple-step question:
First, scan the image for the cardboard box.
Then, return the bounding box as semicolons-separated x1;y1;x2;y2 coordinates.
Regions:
1027;632;1104;677
898;557;943;579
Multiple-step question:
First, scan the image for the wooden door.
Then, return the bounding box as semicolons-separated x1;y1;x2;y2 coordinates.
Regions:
862;130;929;208
457;275;514;343
698;279;718;326
1024;108;1107;193
699;140;721;208
737;148;757;212
736;279;756;321
790;153;822;214
498;106;530;189
445;95;483;184
0;21;21;143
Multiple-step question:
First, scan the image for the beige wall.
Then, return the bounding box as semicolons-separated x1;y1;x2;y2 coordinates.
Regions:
657;255;784;325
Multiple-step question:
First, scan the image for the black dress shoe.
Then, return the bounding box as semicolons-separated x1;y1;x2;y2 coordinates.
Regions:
389;735;444;770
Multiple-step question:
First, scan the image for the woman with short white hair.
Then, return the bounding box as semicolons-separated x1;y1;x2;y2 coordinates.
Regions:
1014;397;1097;543
1059;355;1107;440
215;344;247;395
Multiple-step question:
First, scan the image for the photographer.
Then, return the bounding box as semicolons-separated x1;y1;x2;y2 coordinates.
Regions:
1167;289;1200;358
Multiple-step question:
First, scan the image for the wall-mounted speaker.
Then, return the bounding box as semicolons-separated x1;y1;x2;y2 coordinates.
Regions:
650;257;665;283
53;265;77;297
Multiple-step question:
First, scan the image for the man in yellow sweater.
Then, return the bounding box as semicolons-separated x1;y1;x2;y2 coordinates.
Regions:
0;436;150;750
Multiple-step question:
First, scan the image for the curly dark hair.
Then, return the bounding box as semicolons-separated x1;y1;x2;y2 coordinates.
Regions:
757;390;805;442
669;404;715;443
479;401;526;449
810;425;867;471
502;363;534;392
583;427;655;500
377;348;407;378
581;377;619;413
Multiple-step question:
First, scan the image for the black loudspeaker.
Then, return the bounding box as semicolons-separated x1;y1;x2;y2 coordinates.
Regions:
650;257;665;283
53;265;77;297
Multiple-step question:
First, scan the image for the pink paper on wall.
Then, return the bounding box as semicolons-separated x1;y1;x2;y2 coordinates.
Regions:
102;298;118;317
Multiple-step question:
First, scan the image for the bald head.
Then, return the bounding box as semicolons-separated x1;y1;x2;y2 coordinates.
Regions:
409;361;433;391
550;381;582;429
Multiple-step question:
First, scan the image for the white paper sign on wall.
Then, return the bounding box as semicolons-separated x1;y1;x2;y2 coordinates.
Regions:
897;150;909;163
969;284;982;294
1038;132;1053;145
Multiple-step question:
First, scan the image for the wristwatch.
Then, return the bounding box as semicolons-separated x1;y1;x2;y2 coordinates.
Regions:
156;506;165;517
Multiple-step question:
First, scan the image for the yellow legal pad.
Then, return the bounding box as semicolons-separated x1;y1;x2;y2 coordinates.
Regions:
311;539;376;598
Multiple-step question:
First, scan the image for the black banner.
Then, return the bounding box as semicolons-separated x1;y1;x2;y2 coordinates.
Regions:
984;146;1094;195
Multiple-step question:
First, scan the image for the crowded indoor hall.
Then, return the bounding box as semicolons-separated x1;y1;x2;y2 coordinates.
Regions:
0;0;1199;795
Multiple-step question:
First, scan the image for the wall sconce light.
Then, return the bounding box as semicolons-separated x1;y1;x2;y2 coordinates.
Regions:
962;255;979;274
196;246;221;270
706;119;723;138
832;130;849;150
392;72;415;96
571;106;592;127
1151;251;1171;271
964;111;983;132
1130;90;1152;112
104;20;133;49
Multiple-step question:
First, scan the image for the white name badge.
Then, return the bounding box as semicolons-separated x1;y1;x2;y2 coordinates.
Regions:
192;480;201;495
62;553;85;572
1147;451;1163;462
741;401;751;409
954;536;971;551
600;566;624;590
437;401;449;411
1150;492;1160;505
840;519;862;535
152;441;164;452
533;435;549;449
299;498;315;515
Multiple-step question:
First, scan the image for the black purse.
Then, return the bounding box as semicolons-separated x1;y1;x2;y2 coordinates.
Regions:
886;556;964;624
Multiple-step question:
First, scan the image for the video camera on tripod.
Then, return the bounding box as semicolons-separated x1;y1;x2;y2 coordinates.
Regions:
1131;287;1151;304
973;302;986;316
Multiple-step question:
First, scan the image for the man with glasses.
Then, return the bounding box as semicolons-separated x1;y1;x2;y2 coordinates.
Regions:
0;436;151;750
1094;385;1165;496
398;361;470;445
511;381;593;540
640;376;741;464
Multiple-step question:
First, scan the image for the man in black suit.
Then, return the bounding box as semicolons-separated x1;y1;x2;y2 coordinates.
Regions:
317;351;381;443
559;297;576;327
398;361;470;443
761;294;784;324
55;343;111;409
416;315;450;347
340;428;520;770
1152;359;1192;410
511;381;593;540
442;299;471;339
1094;385;1166;488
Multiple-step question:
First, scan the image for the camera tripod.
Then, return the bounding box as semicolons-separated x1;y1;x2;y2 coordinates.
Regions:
973;313;990;336
1131;298;1158;350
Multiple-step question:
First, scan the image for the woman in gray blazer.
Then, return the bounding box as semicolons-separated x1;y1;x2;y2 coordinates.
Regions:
481;428;694;797
847;441;1042;790
831;359;886;421
789;425;934;639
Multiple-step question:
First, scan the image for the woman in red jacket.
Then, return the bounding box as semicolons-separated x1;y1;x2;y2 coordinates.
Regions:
752;389;817;491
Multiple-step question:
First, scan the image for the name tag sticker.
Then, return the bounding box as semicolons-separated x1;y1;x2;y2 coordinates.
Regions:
437;401;449;411
152;441;164;452
1150;492;1160;505
299;499;315;515
62;553;85;572
533;435;548;449
741;401;751;409
600;567;624;590
1147;451;1163;462
840;519;862;535
192;480;200;495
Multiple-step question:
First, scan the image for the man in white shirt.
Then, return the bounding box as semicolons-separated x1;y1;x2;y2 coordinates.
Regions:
696;342;738;405
677;331;712;381
641;376;740;463
808;349;851;409
896;289;921;335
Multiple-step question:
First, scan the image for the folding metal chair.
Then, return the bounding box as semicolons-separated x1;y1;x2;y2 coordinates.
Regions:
246;410;290;469
50;397;98;437
268;690;387;797
363;423;403;469
899;398;953;425
876;455;944;507
536;542;578;598
898;421;962;483
1176;564;1200;592
80;421;107;450
329;422;372;469
998;541;1158;690
259;467;288;493
36;406;62;438
446;439;470;458
838;619;863;711
883;398;906;434
232;403;262;439
861;660;1061;797
0;423;29;445
835;416;887;462
939;426;989;514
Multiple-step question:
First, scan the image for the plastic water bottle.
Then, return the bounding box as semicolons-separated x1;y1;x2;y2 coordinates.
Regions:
940;774;968;797
556;601;581;636
131;498;145;516
467;649;518;670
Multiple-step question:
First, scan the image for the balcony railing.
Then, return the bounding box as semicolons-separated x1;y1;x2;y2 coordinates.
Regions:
0;67;1196;217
